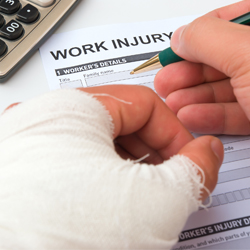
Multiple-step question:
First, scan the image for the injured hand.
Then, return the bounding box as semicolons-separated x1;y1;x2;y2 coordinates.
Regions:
0;86;223;249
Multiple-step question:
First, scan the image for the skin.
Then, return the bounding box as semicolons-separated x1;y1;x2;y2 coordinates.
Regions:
81;85;223;201
154;0;250;135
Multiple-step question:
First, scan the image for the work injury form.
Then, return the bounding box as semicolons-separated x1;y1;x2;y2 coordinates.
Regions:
39;15;250;249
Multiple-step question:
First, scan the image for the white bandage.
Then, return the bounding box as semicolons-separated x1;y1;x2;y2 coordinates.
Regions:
0;89;205;249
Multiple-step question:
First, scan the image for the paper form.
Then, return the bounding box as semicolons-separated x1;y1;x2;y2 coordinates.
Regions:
39;16;250;249
39;15;198;90
173;135;250;249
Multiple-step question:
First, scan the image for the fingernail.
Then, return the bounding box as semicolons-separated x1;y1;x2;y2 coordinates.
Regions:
170;25;187;52
210;138;224;166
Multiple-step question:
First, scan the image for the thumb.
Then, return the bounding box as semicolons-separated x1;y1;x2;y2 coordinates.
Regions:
178;136;224;201
171;15;250;120
170;15;250;74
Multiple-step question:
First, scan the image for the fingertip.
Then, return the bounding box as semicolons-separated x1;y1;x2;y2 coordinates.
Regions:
165;92;181;114
154;62;186;99
179;135;224;172
178;136;224;200
170;25;187;55
176;107;193;129
177;104;225;134
154;68;168;98
210;137;224;167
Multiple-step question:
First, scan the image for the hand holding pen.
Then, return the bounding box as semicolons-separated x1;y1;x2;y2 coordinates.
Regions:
152;0;250;135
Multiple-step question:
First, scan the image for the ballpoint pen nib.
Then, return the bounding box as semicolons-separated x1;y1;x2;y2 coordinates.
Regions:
130;54;161;74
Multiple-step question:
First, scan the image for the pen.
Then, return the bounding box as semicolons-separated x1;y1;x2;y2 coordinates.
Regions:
130;12;250;75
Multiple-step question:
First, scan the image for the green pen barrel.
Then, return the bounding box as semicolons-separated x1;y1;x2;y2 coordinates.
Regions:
158;47;183;67
158;12;250;68
230;12;250;25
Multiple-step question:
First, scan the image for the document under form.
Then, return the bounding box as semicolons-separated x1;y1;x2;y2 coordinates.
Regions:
39;15;250;249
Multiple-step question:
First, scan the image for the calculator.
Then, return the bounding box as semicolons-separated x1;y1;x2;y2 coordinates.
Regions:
0;0;79;83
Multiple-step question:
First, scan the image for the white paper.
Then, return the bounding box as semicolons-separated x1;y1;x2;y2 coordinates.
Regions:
39;15;198;91
173;134;250;249
39;16;250;249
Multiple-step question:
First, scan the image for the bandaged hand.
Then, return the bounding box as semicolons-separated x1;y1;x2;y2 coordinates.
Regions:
154;0;250;135
0;85;223;249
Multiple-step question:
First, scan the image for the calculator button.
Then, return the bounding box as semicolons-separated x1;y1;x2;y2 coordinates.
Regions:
27;0;55;7
0;14;4;28
0;20;23;40
16;4;39;23
0;0;21;14
0;39;7;56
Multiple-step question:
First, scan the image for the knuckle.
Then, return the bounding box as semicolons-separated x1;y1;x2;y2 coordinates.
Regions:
182;16;212;44
226;48;250;79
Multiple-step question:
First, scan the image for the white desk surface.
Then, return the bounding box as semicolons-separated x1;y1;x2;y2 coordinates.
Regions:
0;0;240;112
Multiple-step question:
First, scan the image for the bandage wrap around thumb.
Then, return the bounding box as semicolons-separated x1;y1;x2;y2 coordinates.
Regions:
0;89;204;249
